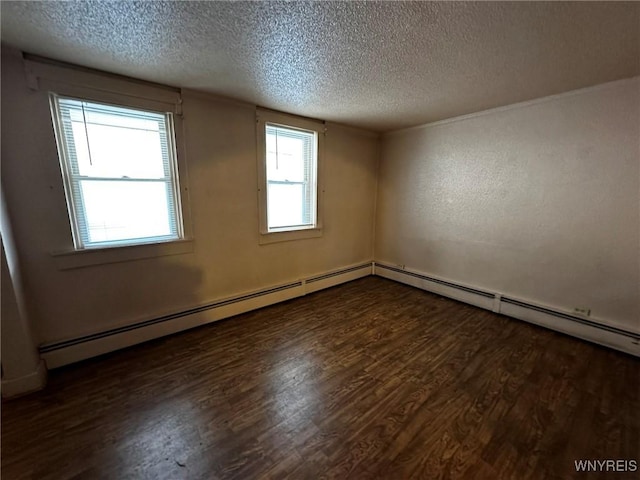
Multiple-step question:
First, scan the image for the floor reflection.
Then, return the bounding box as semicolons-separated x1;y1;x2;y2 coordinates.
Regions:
269;348;322;432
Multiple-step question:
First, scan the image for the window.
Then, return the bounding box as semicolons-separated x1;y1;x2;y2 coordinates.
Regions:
265;124;317;231
257;110;324;242
50;94;183;249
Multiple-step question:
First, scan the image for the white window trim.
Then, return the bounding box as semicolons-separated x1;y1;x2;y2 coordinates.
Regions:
51;238;194;270
256;109;325;245
29;62;193;268
50;94;185;249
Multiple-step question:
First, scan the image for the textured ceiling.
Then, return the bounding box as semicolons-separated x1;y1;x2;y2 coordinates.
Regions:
1;1;639;132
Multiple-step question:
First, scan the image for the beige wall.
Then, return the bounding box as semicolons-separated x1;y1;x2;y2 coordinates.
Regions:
3;44;637;366
1;51;379;345
376;77;640;330
1;188;42;385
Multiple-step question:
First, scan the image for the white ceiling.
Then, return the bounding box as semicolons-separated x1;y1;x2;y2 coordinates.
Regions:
1;1;638;132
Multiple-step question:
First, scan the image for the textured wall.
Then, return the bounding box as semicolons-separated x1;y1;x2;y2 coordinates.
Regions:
376;78;640;329
1;52;379;344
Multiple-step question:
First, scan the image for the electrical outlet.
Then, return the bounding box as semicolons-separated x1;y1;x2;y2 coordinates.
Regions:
574;307;591;317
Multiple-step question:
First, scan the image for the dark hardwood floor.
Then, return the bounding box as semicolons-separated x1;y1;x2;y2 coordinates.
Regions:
2;276;639;479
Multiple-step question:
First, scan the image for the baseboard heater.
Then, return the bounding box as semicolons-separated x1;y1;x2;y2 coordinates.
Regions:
306;263;372;284
39;282;302;354
38;260;638;368
374;262;640;357
500;297;638;340
375;263;495;299
40;262;373;367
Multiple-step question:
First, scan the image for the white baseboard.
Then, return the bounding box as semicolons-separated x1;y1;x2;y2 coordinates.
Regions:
374;263;495;311
37;259;637;372
500;301;640;357
1;360;47;398
304;263;373;294
374;262;640;357
40;262;373;369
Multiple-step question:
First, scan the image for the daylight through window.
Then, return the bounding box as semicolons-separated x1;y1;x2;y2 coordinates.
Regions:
50;95;182;249
265;124;318;232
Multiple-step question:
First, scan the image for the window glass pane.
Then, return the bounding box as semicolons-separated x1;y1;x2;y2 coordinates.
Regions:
267;183;305;229
266;131;306;182
264;123;317;232
52;95;182;248
80;180;172;243
67;105;166;179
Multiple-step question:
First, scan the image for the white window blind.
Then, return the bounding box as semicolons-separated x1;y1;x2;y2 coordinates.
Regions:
50;95;182;249
265;124;317;232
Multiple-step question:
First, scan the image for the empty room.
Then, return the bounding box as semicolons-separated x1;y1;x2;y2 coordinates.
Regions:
1;1;638;479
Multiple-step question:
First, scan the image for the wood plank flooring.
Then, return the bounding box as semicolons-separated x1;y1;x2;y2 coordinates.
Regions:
2;276;639;479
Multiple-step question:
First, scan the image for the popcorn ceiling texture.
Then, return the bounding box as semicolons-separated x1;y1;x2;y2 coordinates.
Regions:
1;1;638;132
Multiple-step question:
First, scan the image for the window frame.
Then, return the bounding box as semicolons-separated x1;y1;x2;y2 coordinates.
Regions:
25;65;195;269
50;93;185;250
256;109;324;244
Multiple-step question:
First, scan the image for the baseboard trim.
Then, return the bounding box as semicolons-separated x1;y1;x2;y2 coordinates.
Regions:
38;259;636;368
374;263;495;311
374;262;640;357
40;262;373;368
1;360;47;398
304;263;373;293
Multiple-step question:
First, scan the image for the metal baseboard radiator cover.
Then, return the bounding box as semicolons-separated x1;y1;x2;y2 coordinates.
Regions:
499;296;638;341
374;262;639;354
39;281;303;354
40;262;373;359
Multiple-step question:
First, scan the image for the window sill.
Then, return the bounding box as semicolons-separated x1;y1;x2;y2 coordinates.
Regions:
259;228;322;245
51;239;194;270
